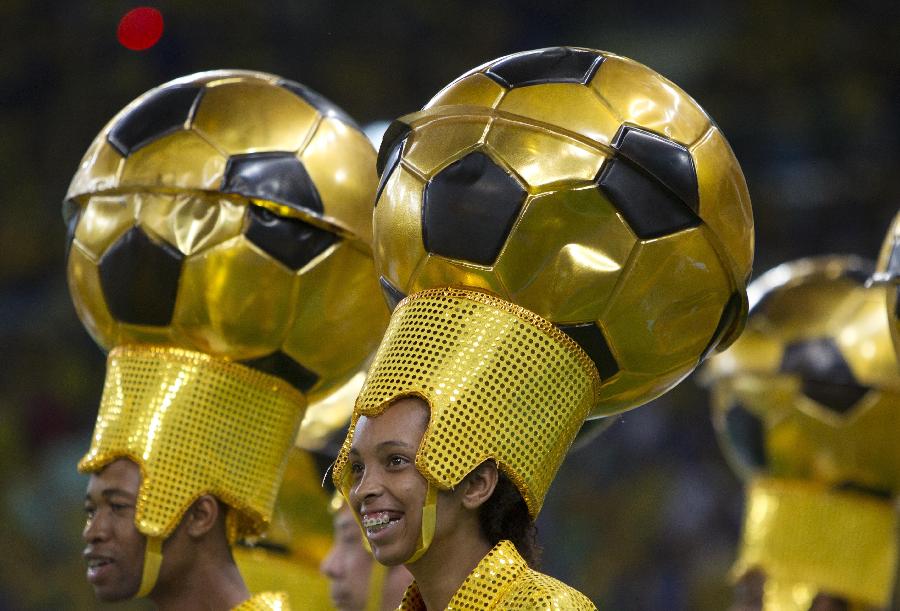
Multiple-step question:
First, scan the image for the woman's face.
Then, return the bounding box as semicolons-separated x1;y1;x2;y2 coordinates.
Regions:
346;397;430;565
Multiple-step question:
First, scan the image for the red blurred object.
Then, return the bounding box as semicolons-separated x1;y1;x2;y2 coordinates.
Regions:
117;7;164;51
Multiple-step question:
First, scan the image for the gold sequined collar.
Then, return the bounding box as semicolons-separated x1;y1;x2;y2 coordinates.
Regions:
232;591;289;610
400;540;527;610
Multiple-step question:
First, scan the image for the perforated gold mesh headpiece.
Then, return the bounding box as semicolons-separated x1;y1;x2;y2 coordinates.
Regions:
735;478;897;610
78;345;307;540
333;288;600;518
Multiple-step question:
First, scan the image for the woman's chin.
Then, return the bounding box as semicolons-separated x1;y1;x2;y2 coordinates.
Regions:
372;543;413;567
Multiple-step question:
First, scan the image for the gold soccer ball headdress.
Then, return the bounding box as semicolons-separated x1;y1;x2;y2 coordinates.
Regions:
66;69;386;403
703;256;900;609
373;46;753;415
334;48;754;564
67;70;387;597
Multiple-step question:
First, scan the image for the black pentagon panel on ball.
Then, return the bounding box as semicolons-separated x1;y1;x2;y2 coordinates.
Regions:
596;157;701;240
377;121;412;176
724;400;767;470
241;351;319;394
379;276;407;312
423;151;526;266
887;246;900;277
223;152;324;216
278;80;360;130
835;266;874;287
63;198;82;247
485;47;604;88
700;291;744;362
107;85;203;156
245;206;338;271
558;322;619;380
375;121;411;208
99;227;184;326
613;126;699;213
780;338;869;414
834;481;893;500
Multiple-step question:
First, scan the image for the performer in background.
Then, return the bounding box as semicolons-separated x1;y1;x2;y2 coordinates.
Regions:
321;494;412;611
67;70;387;609
333;46;755;609
703;256;900;611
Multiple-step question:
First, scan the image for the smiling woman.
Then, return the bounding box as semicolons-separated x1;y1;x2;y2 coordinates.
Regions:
348;399;433;567
332;44;755;610
347;395;543;587
333;291;599;610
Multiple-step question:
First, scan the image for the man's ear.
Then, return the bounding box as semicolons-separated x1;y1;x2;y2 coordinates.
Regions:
185;495;220;538
461;461;499;510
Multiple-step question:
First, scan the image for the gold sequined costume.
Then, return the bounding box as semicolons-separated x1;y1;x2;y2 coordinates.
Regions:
334;46;754;609
398;541;594;611
704;256;900;610
67;70;386;603
233;592;290;610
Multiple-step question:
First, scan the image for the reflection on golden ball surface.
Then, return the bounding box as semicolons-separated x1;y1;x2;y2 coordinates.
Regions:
65;70;388;401
704;256;900;495
374;47;753;414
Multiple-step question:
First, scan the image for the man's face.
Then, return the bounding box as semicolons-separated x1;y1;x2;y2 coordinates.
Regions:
320;504;376;611
82;458;146;601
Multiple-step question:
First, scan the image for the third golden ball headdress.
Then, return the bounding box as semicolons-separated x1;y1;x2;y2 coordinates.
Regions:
703;255;900;610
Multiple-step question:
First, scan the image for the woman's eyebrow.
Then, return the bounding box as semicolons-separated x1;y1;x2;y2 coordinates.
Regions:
348;440;415;457
376;440;415;451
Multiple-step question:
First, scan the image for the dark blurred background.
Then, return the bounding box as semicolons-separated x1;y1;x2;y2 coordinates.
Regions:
1;1;898;609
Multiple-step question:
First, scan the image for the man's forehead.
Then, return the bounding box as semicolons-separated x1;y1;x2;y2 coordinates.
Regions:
86;458;141;493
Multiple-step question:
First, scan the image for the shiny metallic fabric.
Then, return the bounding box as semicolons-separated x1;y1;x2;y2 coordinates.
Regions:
333;288;600;518
399;540;595;610
295;369;366;451
65;70;388;402
66;69;375;245
232;591;290;610
736;479;897;611
373;47;753;415
871;211;900;357
78;345;306;540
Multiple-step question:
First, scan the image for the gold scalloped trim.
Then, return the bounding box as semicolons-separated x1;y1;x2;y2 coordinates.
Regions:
79;345;305;539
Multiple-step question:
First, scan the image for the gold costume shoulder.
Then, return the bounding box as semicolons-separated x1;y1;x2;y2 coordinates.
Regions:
501;568;596;610
399;540;595;610
232;591;290;610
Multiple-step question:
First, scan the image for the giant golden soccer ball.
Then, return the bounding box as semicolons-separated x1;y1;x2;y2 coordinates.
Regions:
65;70;388;402
373;47;754;414
703;256;900;494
